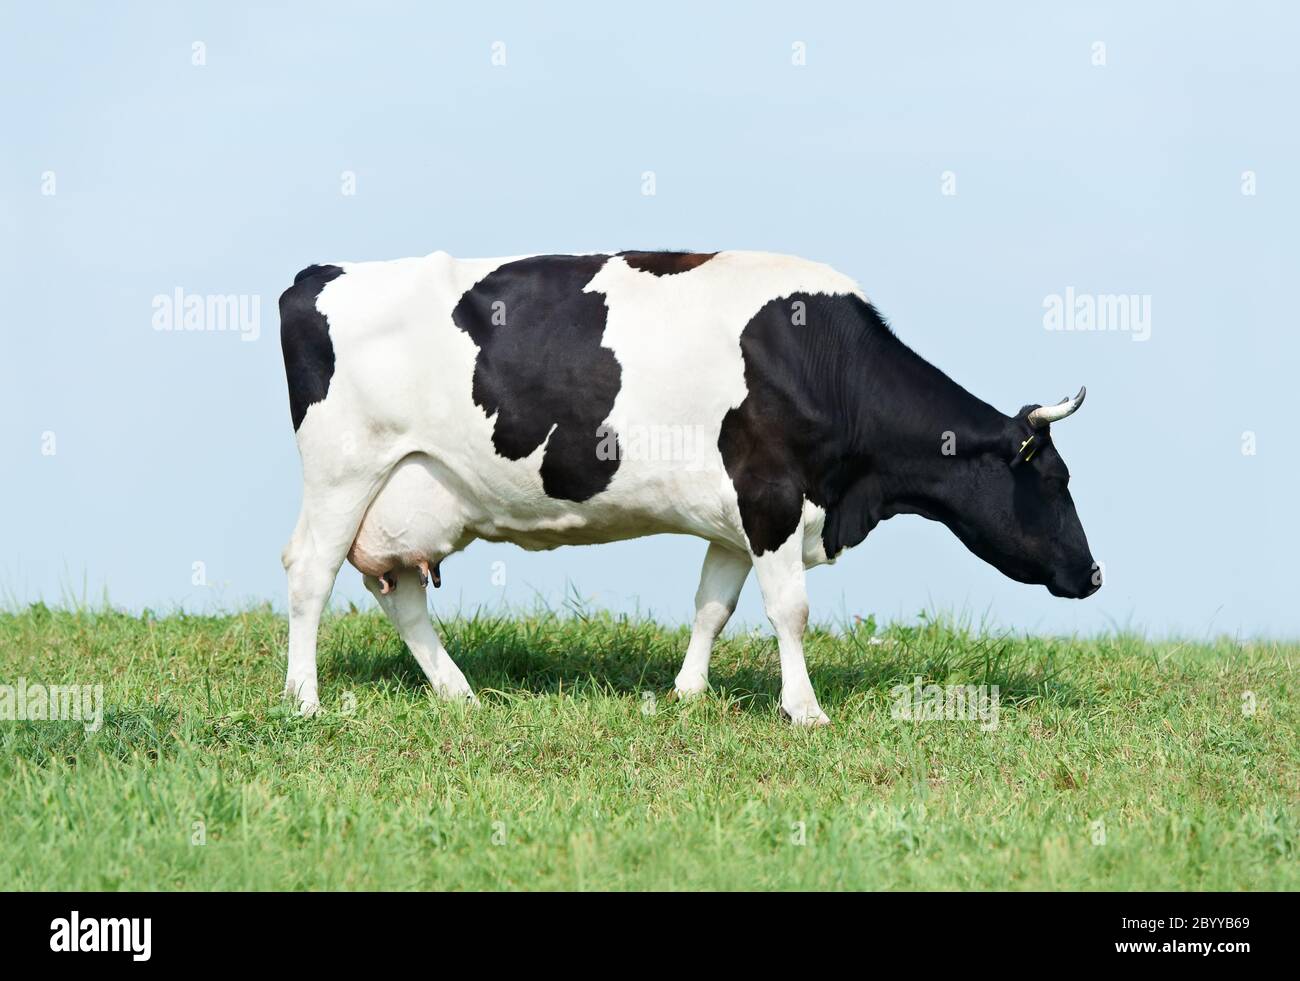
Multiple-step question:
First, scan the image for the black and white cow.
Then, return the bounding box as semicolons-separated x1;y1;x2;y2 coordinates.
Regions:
280;250;1098;724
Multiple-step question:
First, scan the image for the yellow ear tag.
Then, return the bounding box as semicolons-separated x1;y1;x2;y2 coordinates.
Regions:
1018;435;1037;462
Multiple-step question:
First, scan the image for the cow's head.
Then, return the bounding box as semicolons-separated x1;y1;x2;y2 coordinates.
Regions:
939;387;1100;599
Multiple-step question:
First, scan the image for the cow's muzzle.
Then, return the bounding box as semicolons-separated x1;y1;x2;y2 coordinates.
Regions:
1047;568;1102;599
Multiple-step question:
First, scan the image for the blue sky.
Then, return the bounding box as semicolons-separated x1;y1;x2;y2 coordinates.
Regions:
3;2;1297;636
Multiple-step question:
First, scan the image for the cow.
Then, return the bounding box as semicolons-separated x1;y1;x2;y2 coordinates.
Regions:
279;250;1098;725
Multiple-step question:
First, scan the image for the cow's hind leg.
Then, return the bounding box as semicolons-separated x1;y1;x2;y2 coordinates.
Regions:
282;475;383;714
364;570;476;702
674;542;751;698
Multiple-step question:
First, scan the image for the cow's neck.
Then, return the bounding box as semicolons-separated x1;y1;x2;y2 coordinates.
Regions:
839;316;1009;536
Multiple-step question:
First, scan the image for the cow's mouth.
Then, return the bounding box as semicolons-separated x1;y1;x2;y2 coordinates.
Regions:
1047;576;1101;599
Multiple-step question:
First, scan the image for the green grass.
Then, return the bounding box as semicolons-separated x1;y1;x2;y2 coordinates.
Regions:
0;602;1295;890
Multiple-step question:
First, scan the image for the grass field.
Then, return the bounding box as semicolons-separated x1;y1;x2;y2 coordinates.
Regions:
1;602;1295;890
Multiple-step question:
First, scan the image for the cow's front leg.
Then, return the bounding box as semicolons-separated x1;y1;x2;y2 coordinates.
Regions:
674;542;751;698
364;570;476;703
750;526;828;726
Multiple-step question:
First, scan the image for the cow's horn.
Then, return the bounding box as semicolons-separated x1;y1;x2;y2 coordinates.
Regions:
1028;386;1086;428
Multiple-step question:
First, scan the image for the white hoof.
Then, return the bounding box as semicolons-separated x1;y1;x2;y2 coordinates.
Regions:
284;678;319;716
673;674;710;700
432;680;479;706
780;702;831;727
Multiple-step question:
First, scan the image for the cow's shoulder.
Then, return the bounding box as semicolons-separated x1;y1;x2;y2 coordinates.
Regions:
719;288;888;556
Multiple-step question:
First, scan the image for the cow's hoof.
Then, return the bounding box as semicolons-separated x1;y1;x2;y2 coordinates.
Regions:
434;685;480;707
285;690;322;717
284;679;320;716
780;703;831;727
672;676;710;700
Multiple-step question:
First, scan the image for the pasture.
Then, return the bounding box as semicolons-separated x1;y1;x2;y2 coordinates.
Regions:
1;604;1294;890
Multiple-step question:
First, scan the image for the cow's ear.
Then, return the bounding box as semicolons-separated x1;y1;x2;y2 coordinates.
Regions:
1009;433;1038;469
1007;407;1041;468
